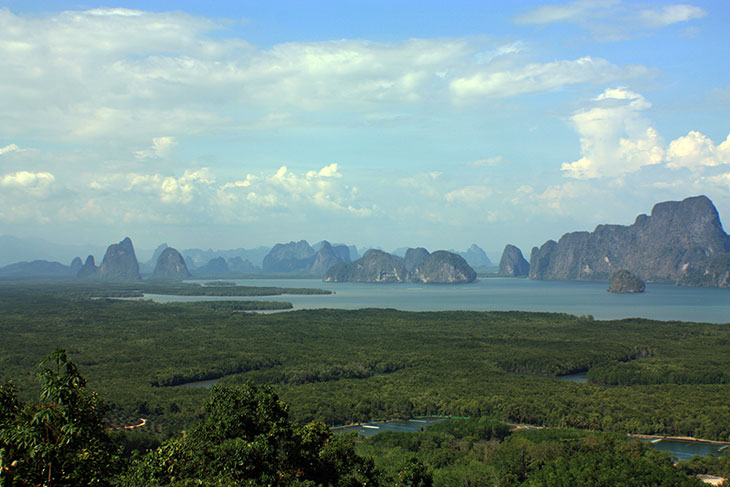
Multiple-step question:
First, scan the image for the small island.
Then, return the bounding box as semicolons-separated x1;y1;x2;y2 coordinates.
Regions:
608;270;646;293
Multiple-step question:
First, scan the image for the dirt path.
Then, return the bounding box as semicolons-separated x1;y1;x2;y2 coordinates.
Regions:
122;418;147;430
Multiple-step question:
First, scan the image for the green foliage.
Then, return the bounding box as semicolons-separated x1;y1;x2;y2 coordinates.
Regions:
676;452;730;480
124;382;381;486
358;424;706;487
2;283;730;444
0;350;118;486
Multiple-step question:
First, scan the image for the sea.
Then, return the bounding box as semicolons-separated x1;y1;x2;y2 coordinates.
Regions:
143;277;730;324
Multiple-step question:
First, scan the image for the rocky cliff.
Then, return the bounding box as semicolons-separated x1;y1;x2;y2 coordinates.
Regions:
324;249;476;284
324;249;408;283
409;250;476;283
608;270;645;293
153;247;191;279
529;196;730;286
498;245;530;277
97;237;141;280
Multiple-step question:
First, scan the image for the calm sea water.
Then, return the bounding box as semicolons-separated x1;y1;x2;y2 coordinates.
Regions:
147;278;730;323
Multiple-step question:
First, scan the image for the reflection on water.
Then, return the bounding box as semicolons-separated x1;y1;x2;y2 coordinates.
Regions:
179;378;219;388
557;372;588;383
333;417;447;437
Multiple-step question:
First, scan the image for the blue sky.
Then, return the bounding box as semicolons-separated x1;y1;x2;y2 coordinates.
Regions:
0;1;728;258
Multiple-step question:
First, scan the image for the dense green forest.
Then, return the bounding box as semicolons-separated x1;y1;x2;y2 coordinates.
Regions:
1;282;729;440
1;282;729;484
1;351;723;486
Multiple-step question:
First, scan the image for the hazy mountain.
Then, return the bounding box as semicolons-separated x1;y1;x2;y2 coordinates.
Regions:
77;255;98;278
97;237;141;281
453;244;493;268
498;245;530;277
183;247;270;269
193;257;230;275
227;257;257;273
310;241;351;276
0;235;105;267
70;257;83;275
348;245;360;261
152;247;191;279
262;240;316;273
0;260;71;278
529;195;730;287
391;247;408;258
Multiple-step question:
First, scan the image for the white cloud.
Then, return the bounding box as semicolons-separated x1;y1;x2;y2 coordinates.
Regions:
0;170;55;191
561;87;664;179
514;0;619;24
562;88;730;184
0;7;653;148
0;144;20;155
467;156;503;167
515;1;707;41
135;136;178;159
450;57;648;99
444;185;493;205
637;5;706;28
665;131;730;171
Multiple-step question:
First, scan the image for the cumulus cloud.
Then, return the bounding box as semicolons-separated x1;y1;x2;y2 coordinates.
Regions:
220;163;371;216
665;131;730;171
135;136;178;159
0;170;55;191
562;88;730;183
561;87;664;179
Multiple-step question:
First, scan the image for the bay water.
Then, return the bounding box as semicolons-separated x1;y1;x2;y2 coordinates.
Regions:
147;277;730;323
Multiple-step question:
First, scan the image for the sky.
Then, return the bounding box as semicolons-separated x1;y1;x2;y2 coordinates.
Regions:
0;0;728;258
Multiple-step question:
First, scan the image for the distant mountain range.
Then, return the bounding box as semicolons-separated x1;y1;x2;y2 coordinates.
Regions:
0;235;107;267
3;195;726;287
494;195;729;287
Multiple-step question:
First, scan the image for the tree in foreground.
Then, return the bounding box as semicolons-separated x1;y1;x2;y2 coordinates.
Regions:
123;381;383;486
0;349;117;486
